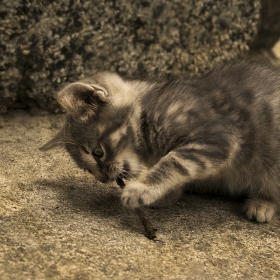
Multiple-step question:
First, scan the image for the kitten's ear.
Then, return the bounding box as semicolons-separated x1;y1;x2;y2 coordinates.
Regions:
40;127;66;151
57;82;109;120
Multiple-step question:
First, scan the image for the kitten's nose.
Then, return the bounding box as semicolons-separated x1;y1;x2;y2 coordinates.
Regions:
97;173;109;183
84;168;109;183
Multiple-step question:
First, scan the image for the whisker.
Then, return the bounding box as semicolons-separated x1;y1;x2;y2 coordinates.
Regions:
115;166;135;179
50;138;86;149
126;163;146;168
119;171;134;180
126;165;146;172
120;170;133;177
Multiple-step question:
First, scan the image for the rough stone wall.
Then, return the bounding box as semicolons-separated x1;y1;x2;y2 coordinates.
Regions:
0;0;261;113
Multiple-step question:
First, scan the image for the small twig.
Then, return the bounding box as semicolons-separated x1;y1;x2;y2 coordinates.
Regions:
134;208;157;239
116;177;157;239
116;177;125;188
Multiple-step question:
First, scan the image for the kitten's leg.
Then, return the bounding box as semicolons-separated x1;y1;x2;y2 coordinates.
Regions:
244;198;276;223
121;147;227;208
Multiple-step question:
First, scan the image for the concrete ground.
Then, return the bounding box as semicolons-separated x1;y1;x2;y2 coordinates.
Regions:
1;44;280;280
0;108;279;280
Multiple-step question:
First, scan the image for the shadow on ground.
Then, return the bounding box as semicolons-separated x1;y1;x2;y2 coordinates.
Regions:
0;110;279;279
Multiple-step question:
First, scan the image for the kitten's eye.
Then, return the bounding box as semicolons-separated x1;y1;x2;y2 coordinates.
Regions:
92;146;103;158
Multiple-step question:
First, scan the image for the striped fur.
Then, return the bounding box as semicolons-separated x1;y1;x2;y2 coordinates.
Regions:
42;61;280;222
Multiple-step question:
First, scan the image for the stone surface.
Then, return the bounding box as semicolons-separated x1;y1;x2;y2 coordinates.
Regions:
0;0;261;113
0;110;280;279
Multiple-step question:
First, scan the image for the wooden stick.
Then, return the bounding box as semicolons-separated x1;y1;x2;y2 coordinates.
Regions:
116;178;157;239
135;208;157;239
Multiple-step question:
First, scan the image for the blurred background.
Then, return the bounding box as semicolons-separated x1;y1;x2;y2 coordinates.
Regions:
0;0;279;114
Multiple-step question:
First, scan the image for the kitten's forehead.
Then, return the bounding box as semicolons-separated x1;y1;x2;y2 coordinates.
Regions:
66;115;97;141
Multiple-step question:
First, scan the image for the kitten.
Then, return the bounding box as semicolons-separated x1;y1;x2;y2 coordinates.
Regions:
41;61;280;223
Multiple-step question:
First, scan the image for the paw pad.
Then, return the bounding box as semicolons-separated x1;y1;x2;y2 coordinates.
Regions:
244;199;276;223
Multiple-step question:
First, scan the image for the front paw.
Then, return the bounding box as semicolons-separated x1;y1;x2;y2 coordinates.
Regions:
121;181;152;208
244;198;276;223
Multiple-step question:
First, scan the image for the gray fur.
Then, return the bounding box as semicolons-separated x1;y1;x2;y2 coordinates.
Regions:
42;61;280;223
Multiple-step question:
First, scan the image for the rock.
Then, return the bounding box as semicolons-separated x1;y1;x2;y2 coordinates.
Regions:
0;0;261;113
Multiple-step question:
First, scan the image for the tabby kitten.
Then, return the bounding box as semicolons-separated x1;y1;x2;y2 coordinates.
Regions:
42;61;280;223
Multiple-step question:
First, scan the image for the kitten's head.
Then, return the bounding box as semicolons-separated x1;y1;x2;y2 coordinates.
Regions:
41;72;144;183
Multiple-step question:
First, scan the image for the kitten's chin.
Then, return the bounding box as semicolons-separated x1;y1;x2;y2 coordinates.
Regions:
84;168;109;183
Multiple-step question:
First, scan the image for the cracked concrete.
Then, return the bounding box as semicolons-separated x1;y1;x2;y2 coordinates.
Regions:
0;109;279;279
